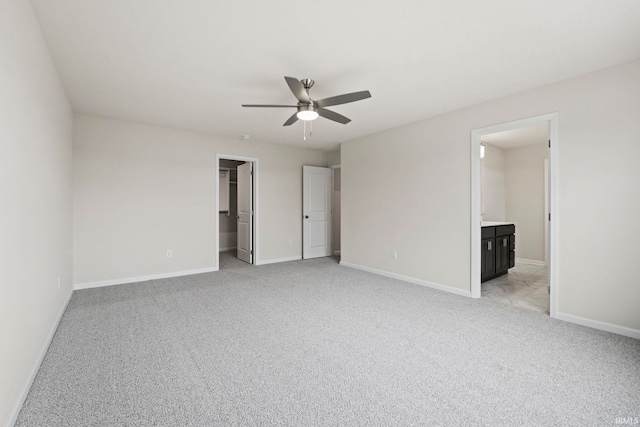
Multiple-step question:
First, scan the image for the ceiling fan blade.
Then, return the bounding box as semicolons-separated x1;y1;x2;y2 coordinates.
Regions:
242;104;297;108
283;112;299;126
318;107;351;124
315;90;371;108
284;76;311;104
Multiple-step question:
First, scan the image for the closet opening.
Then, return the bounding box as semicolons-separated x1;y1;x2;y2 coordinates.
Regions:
216;155;258;270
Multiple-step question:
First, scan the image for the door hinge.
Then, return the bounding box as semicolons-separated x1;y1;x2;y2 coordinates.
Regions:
250;250;253;255
548;213;551;221
548;139;551;148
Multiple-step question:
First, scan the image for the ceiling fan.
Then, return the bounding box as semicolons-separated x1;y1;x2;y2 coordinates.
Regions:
242;76;371;126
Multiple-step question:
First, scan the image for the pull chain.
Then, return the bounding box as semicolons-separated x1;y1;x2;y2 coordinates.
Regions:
302;120;314;140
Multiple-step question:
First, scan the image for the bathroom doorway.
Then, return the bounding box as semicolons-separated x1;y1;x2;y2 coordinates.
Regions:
481;124;549;314
471;114;558;317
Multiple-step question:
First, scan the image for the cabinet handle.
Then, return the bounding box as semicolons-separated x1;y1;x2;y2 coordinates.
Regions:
503;238;508;247
488;241;492;250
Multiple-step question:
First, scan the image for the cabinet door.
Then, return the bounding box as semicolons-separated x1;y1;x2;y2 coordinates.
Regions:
481;238;496;282
509;233;516;268
495;235;510;275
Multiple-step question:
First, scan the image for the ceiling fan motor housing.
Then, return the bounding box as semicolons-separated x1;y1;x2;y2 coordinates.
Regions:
298;103;316;112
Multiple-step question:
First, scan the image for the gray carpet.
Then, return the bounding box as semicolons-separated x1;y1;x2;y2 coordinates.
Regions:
16;254;640;426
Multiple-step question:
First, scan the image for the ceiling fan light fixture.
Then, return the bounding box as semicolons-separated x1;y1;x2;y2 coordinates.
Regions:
296;105;319;121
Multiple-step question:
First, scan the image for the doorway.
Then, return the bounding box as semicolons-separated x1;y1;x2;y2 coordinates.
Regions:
471;113;558;318
216;154;258;269
480;124;549;314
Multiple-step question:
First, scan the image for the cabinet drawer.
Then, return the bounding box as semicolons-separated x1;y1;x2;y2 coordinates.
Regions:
496;225;515;236
481;227;496;239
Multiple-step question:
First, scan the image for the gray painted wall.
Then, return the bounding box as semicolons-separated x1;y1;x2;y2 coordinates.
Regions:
73;115;328;285
342;59;640;333
1;2;74;424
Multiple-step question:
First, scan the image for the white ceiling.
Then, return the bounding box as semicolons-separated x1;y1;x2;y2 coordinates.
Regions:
482;123;548;149
30;0;640;152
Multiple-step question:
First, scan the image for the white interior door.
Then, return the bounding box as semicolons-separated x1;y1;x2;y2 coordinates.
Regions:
544;158;549;267
237;162;253;264
303;165;332;259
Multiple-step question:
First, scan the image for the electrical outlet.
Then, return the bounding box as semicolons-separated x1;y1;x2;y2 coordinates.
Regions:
166;250;172;258
392;249;398;259
57;277;60;289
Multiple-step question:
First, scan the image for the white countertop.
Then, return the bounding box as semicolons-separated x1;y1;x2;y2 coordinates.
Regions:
482;221;515;227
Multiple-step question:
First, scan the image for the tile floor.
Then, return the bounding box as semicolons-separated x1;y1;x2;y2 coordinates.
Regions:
482;262;549;314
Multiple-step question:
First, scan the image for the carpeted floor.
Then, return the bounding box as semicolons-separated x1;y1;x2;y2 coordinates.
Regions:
218;250;251;271
16;255;640;426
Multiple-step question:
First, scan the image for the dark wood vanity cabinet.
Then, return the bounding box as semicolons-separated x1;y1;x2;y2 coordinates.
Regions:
481;236;496;281
481;224;515;282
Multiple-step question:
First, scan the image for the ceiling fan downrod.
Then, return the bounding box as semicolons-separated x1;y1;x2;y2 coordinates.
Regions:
300;79;314;91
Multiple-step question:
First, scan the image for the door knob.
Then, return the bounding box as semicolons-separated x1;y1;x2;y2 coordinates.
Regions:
304;215;309;219
236;215;240;219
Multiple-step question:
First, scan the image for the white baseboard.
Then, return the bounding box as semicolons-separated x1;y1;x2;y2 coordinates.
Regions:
74;267;218;290
339;261;471;298
556;312;640;339
219;247;237;252
7;289;73;427
515;258;547;266
255;256;301;266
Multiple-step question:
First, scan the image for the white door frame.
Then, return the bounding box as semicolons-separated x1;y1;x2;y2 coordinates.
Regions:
330;164;341;256
216;154;259;269
470;113;558;318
